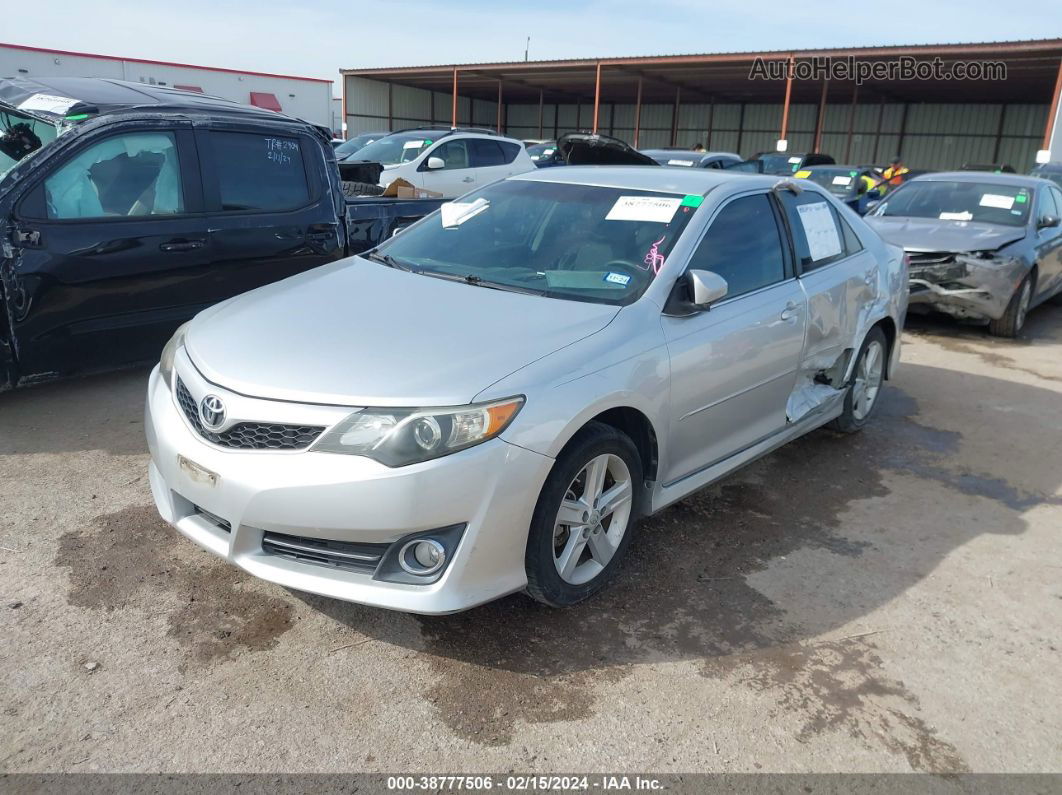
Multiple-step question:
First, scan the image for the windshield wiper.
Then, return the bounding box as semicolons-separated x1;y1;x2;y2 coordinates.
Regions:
419;270;546;296
364;250;415;271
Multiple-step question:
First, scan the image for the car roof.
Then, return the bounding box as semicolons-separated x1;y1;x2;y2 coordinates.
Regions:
0;76;286;122
642;149;739;158
511;165;787;193
910;170;1048;188
804;164;868;171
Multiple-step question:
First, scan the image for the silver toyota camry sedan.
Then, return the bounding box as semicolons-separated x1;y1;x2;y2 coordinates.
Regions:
145;166;907;614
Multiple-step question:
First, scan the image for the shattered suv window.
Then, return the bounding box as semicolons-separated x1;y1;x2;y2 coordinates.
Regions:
0;108;59;179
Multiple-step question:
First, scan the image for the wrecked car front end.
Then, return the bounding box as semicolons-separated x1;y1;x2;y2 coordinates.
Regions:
903;248;1028;321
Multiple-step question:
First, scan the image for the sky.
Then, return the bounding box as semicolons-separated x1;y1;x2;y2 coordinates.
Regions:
5;0;1061;92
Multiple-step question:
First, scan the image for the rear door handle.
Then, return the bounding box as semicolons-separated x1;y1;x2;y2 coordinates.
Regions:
864;268;877;285
462;177;474;183
780;301;799;321
159;239;205;252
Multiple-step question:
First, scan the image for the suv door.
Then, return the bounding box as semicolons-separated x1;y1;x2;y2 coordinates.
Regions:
660;192;807;483
1;123;208;378
468;138;513;187
194;126;343;301
417;139;475;197
1032;185;1062;299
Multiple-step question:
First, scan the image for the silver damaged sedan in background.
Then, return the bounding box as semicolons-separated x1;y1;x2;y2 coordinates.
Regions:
145;167;907;613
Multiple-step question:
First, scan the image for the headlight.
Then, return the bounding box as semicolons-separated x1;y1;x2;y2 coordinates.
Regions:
312;396;524;467
159;322;190;389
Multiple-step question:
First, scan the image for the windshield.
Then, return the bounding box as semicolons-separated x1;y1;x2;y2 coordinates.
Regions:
373;180;702;305
757;154;805;174
527;142;557;162
0;108;59;180
334;132;383;160
872;180;1032;227
347;132;437;165
799;168;863;197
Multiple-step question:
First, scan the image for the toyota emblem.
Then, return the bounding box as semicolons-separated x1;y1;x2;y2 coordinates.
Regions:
199;394;226;431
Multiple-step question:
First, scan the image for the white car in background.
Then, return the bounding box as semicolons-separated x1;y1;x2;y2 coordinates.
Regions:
348;128;535;197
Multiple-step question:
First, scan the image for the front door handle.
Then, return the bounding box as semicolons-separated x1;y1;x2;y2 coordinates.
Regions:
864;268;877;285
780;301;799;322
159;239;205;252
461;176;474;183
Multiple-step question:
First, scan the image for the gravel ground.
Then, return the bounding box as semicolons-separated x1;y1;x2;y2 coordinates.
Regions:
1;308;1060;775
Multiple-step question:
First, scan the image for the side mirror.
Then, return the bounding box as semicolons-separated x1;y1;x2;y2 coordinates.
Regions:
688;269;729;307
426;156;445;170
1038;214;1060;230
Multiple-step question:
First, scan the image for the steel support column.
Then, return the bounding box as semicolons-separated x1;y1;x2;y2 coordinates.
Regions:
779;54;795;144
993;104;1008;163
845;85;859;162
705;96;714;149
592;62;602;133
1043;56;1062;151
633;77;643;147
451;67;458;128
496;80;503;133
896;101;909;160
537;89;544;138
813;80;828;153
387;81;393;130
872;96;885;164
670;86;681;147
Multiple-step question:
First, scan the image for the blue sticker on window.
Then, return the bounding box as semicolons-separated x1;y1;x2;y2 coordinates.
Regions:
604;272;631;286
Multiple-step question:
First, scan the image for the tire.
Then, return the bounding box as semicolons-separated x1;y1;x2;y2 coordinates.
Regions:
828;326;888;434
341;180;385;198
525;422;644;607
988;273;1033;338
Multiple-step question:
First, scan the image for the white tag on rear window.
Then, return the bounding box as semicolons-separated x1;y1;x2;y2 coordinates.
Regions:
667;159;695;166
440;198;489;228
18;93;78;114
832;175;853;186
402;139;425;149
796;202;842;262
606;196;681;223
788;156;802;164
979;193;1015;210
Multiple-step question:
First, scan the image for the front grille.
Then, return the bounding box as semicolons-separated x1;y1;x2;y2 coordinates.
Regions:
261;531;389;573
906;251;956;267
175;377;325;451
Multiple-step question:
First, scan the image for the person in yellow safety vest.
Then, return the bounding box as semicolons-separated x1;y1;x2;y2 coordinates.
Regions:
859;172;880;194
882;156;909;190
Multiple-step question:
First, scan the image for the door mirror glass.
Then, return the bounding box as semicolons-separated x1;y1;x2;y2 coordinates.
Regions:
426;156;445;170
688;269;729;307
1037;214;1060;229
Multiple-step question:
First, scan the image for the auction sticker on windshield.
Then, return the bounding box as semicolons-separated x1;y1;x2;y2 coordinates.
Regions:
796;202;842;261
606;196;681;223
980;193;1015;210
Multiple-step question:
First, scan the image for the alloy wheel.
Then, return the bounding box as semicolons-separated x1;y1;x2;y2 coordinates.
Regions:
552;453;633;585
851;339;885;421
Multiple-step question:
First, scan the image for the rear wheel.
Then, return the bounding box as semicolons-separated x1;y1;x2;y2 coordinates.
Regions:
828;326;887;434
988;273;1033;338
525;422;643;607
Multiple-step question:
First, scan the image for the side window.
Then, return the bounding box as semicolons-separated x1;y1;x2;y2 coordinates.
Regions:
43;132;184;219
1051;187;1062;218
431;140;471;170
210;132;309;212
687;193;787;299
470;139;506;167
497;140;523;164
1037;186;1059;219
780;192;846;271
832;206;864;255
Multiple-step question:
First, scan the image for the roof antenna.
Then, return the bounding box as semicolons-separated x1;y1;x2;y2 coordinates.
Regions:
524;36;530;62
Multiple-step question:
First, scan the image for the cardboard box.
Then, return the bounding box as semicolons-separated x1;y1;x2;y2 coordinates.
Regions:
381;177;444;199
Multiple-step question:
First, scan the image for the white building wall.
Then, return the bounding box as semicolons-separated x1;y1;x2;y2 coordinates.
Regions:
1;44;335;130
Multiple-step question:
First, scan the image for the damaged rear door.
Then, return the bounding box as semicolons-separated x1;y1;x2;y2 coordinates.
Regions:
777;189;877;421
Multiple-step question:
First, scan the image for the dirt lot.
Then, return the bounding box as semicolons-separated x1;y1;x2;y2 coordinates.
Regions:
1;308;1060;774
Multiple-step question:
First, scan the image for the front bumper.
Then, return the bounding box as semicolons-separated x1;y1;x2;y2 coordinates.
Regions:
907;253;1026;322
144;361;554;614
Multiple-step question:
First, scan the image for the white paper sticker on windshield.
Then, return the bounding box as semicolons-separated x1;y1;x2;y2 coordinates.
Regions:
606;196;681;223
939;211;973;221
788;156;802;164
979;193;1015;210
402;139;425;149
18;93;79;114
796;202;842;262
667;159;695;166
440;198;489;228
832;175;853;186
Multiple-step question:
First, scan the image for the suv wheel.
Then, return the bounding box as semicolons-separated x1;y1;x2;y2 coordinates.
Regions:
525;422;643;607
829;326;888;434
988;273;1033;338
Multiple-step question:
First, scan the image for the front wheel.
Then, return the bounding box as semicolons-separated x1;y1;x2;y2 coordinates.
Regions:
829;326;888;434
525;422;643;607
988;273;1033;338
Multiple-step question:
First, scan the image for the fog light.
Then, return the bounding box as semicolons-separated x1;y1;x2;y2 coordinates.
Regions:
398;538;446;576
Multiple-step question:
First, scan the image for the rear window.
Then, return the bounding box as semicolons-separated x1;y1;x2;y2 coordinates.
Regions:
210;132;309;212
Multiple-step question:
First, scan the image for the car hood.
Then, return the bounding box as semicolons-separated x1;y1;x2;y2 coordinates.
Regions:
184;258;620;407
864;215;1026;253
